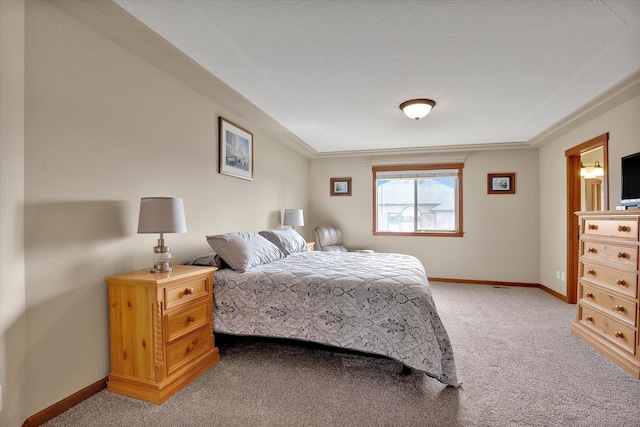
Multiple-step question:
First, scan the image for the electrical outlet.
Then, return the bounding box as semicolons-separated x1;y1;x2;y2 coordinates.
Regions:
561;272;566;282
556;271;560;279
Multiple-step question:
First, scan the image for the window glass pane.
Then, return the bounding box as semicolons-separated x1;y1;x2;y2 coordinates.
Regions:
416;176;457;231
376;178;414;232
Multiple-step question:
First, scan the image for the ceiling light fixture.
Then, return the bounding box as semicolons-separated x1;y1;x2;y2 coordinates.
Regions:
399;99;436;121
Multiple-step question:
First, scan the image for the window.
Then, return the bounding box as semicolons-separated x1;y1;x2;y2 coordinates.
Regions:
372;163;463;237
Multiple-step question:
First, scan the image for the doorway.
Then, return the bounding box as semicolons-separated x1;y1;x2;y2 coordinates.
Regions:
564;133;609;304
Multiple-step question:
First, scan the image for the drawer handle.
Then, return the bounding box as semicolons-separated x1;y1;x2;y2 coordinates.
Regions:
617;225;630;232
617;252;628;259
614;331;624;339
585;315;593;322
587;247;597;254
614;305;625;312
187;340;198;352
585;292;594;298
586;269;595;275
184;287;194;295
616;279;627;287
187;315;196;323
588;224;598;230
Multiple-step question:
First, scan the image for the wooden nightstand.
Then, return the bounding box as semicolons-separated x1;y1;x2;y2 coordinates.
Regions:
307;242;315;251
107;265;220;403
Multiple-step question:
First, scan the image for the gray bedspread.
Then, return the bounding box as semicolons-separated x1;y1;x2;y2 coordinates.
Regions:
213;251;459;386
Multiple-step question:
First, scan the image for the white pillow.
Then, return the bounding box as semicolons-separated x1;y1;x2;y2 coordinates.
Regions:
206;232;284;272
259;228;307;256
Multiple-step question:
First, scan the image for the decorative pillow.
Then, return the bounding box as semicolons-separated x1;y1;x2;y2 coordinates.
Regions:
259;228;307;256
183;252;228;269
206;232;284;272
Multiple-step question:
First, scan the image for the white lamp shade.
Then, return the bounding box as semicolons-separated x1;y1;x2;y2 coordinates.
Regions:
399;99;436;121
283;209;304;227
137;197;187;234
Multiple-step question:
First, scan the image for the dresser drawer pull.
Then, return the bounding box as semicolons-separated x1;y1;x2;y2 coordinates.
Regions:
184;287;194;295
585;315;593;322
187;340;198;352
617;225;630;232
616;279;627;287
188;315;196;323
614;305;625;312
617;252;629;259
586;269;595;275
588;224;598;230
585;292;594;298
614;331;624;339
587;247;597;253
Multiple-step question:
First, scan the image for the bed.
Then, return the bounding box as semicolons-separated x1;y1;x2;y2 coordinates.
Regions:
196;230;459;387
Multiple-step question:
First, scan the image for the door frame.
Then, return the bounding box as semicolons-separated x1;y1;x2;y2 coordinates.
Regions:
564;133;609;304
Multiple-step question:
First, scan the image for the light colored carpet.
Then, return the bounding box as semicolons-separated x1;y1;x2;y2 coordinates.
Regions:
43;282;640;426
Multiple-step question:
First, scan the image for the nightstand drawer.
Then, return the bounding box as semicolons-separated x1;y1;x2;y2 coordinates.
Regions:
581;283;637;327
165;277;208;308
581;241;638;269
166;327;212;375
582;217;639;240
581;262;638;298
166;301;210;342
579;306;636;355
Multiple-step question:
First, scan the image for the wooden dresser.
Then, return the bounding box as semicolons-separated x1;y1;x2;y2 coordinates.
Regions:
572;211;640;377
107;265;220;403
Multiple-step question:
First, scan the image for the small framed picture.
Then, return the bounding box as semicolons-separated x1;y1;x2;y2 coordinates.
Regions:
330;177;352;196
488;173;515;194
219;117;253;181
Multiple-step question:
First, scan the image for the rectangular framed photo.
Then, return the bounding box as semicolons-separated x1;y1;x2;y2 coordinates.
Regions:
219;117;253;181
330;177;352;196
487;173;515;194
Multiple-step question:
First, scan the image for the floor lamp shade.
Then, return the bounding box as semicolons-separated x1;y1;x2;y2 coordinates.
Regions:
283;209;304;228
138;197;187;272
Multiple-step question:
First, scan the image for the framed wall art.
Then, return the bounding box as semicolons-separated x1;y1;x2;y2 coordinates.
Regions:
487;173;515;194
219;117;253;181
330;177;352;196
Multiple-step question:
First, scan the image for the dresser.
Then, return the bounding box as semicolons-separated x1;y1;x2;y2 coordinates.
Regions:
107;265;220;403
572;211;640;378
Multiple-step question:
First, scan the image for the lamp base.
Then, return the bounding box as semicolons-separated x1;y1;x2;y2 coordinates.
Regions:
151;239;173;273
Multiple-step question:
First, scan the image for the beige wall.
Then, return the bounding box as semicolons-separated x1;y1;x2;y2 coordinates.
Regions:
309;149;541;283
1;1;27;426
538;88;640;296
4;0;310;422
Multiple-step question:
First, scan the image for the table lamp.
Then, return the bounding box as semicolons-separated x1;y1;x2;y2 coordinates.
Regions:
137;197;187;273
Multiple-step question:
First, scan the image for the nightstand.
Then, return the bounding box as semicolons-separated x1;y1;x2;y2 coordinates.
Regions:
107;265;220;403
307;241;315;251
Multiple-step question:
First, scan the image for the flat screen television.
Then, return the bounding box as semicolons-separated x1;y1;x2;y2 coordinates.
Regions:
621;151;640;207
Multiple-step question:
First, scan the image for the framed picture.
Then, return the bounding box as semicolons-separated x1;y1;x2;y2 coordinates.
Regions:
330;177;352;196
219;117;253;180
487;173;515;194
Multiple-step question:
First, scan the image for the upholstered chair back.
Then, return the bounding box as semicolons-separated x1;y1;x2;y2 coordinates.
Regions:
313;226;348;252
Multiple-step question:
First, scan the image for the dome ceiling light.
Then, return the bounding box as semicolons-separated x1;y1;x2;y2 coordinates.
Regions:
399;99;436;121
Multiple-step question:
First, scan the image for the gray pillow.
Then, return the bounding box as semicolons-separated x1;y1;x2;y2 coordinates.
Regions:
259;228;307;256
206;232;284;272
183;252;227;269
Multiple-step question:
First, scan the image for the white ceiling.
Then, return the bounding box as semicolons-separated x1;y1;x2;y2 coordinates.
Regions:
114;0;640;155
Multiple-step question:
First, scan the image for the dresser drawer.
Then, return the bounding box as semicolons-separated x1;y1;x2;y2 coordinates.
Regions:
581;241;639;269
166;301;210;342
164;277;209;309
582;217;639;241
581;262;638;298
166;327;212;375
579;306;636;355
581;283;637;327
